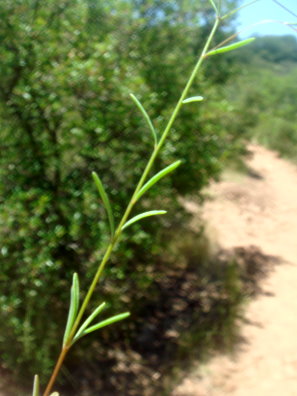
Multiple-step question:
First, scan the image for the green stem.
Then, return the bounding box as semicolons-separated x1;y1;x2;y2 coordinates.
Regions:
42;17;220;396
115;17;220;233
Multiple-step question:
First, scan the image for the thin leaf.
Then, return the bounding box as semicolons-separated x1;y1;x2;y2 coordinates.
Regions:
206;38;255;56
208;0;218;13
135;161;182;201
82;312;130;336
92;171;115;237
73;302;107;343
63;273;80;346
221;0;259;20
182;96;204;104
73;273;79;309
129;93;157;145
32;375;39;396
122;210;167;230
273;0;297;19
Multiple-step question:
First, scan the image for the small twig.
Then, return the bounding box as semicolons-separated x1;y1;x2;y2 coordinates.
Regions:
272;0;297;19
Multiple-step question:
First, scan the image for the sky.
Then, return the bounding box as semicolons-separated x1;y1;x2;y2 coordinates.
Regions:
236;0;297;38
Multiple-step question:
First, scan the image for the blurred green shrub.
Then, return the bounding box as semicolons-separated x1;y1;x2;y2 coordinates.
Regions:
0;0;243;381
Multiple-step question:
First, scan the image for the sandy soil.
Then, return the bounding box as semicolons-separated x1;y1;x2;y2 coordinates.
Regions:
173;144;297;396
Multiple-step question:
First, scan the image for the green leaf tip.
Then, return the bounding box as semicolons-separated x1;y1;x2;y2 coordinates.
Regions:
73;309;130;342
92;171;115;237
63;273;80;346
73;302;107;343
122;210;167;230
206;38;256;56
135;160;182;201
83;312;130;336
129;93;157;145
32;375;39;396
182;96;204;104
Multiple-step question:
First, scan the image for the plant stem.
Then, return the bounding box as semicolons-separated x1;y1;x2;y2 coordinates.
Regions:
43;346;69;396
42;17;220;396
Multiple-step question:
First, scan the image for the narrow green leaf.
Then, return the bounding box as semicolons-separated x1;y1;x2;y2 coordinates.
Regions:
63;273;80;346
82;312;130;336
73;302;107;343
32;375;39;396
208;0;218;13
206;38;255;56
73;272;79;309
135;161;182;201
122;210;167;230
182;96;204;104
129;93;157;145
92;171;115;237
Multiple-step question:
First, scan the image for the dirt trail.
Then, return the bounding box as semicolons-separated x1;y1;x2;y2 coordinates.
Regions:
174;144;297;396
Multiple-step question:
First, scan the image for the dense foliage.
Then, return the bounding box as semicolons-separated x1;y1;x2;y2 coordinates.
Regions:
0;0;259;391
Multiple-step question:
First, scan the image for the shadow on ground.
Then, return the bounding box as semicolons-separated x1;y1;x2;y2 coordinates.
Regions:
0;235;281;396
56;236;281;396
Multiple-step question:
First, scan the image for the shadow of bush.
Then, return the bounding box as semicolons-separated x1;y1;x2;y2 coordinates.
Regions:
49;230;281;396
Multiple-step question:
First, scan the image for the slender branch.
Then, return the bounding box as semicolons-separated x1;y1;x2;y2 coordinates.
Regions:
221;0;260;21
43;347;69;396
272;0;297;19
9;101;47;177
42;16;220;396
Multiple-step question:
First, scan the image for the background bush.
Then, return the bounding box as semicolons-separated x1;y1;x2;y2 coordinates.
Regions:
0;0;281;391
